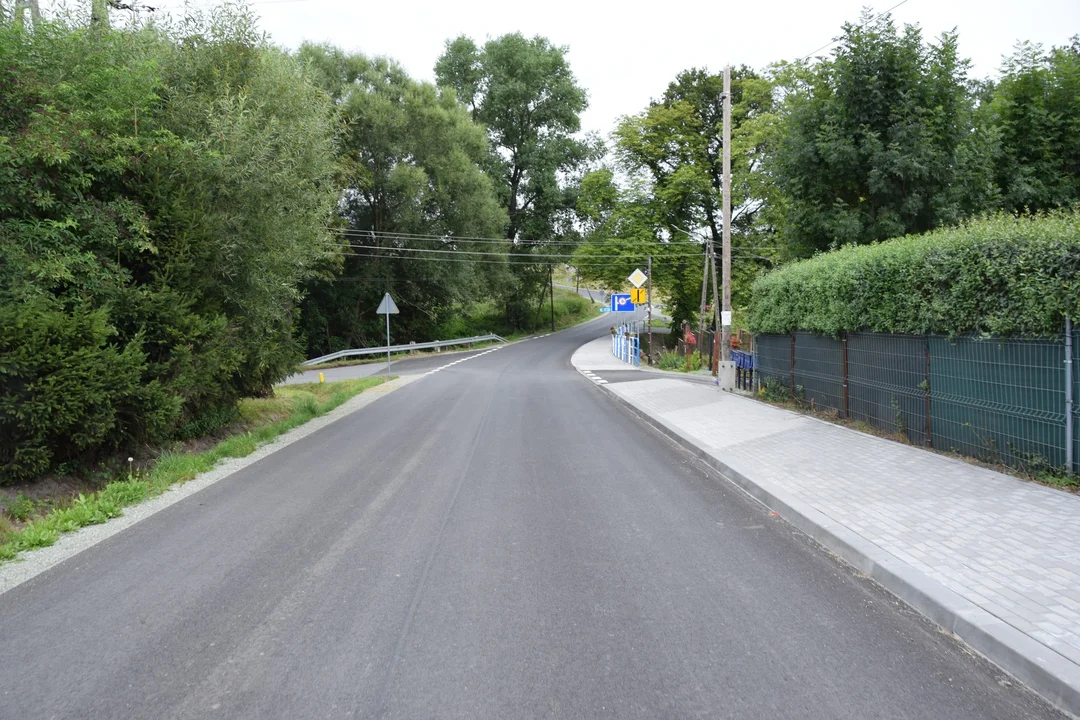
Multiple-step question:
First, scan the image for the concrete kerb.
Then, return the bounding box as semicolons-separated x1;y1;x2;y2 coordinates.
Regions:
592;379;1080;718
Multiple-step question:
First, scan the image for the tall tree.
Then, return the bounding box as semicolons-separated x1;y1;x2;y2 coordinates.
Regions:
588;66;775;318
989;37;1080;213
0;6;339;479
767;13;996;256
436;33;598;325
574;168;705;337
298;44;508;353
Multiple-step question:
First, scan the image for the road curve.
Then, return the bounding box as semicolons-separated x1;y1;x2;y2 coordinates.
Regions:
0;315;1063;719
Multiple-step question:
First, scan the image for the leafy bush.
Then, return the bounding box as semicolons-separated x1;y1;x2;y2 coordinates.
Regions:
3;493;36;522
656;351;705;372
0;303;176;482
747;210;1080;336
0;10;337;481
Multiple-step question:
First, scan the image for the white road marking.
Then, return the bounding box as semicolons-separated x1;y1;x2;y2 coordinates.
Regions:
576;367;610;387
423;346;503;376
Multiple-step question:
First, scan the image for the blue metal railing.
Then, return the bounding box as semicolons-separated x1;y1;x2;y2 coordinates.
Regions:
610;324;640;367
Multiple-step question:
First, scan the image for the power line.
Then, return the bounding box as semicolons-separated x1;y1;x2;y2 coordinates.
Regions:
326;228;707;247
324;243;709;260
799;0;911;62
324;232;781;254
340;251;768;265
324;240;781;255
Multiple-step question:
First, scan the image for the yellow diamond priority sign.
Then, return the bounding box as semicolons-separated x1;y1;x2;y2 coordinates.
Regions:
628;268;648;288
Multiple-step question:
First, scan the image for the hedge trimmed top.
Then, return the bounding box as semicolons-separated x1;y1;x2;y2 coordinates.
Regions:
747;210;1080;337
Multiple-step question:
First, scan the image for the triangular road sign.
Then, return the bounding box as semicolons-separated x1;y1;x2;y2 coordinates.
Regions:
376;292;399;314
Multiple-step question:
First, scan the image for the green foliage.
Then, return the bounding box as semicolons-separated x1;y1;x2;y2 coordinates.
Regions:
0;302;172;482
436;33;601;323
747;210;1080;336
436;289;594;338
4;493;36;522
990;38;1080;213
172;405;239;442
575;67;776;333
0;9;337;481
297;44;508;354
767;13;997;255
759;377;792;404
656;351;705;372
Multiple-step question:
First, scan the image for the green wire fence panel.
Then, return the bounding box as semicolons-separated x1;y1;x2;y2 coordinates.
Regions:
755;334;792;390
1072;329;1080;472
846;333;929;446
793;331;844;413
930;335;1065;471
751;330;1073;473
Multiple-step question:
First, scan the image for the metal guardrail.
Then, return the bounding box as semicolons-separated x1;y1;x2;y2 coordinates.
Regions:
301;334;507;367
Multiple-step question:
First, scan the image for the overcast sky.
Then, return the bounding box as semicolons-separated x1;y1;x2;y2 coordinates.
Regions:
145;0;1078;139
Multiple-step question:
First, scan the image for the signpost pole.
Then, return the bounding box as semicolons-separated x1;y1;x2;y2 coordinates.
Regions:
376;292;400;380
647;255;653;365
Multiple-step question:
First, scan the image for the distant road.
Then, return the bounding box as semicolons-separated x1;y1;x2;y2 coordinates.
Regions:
554;282;605;303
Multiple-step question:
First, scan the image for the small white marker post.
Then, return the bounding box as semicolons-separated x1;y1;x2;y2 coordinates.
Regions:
376;292;400;379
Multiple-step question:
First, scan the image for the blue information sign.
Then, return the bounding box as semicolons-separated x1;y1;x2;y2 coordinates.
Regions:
611;294;635;312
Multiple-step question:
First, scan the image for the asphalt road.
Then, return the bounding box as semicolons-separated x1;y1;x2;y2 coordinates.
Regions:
0;315;1063;719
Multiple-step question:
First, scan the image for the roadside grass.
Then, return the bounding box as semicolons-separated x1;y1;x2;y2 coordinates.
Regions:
0;377;388;565
656;351;706;373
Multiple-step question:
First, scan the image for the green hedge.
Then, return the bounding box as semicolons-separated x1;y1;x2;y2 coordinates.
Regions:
747;210;1080;336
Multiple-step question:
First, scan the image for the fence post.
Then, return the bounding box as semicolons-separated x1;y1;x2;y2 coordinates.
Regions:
789;332;796;397
841;333;849;419
1067;315;1074;474
925;336;933;449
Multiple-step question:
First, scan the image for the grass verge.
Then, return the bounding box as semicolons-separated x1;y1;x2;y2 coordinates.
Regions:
0;377;389;564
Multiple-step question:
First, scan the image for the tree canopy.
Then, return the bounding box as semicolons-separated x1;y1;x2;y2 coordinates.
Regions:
1;6;338;480
297;44;508;354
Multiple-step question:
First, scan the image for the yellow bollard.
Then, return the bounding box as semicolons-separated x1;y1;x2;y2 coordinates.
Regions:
319;372;325;384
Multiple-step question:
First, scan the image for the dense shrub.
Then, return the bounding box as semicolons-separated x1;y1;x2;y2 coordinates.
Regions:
0;303;176;482
0;11;337;482
747;210;1080;336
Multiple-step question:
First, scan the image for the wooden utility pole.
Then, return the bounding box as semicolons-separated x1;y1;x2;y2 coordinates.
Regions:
646;255;653;365
698;242;709;343
549;263;555;332
721;65;733;363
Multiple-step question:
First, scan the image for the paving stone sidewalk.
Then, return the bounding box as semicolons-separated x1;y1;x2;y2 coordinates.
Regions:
602;375;1080;714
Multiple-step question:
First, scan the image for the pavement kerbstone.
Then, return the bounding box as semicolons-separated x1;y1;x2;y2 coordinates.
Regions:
586;368;1080;718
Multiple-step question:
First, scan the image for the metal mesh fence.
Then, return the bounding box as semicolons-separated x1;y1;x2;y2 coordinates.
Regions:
930;335;1064;470
793;332;843;415
755;334;791;391
847;333;928;445
752;329;1075;474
